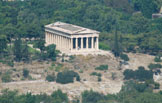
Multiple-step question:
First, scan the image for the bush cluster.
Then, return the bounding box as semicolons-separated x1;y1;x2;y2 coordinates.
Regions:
90;72;102;77
154;56;162;62
56;70;80;84
120;54;129;61
46;74;56;82
95;65;108;71
148;63;162;70
23;68;29;78
123;66;153;81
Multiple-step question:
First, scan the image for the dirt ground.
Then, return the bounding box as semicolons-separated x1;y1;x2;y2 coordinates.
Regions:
0;52;158;99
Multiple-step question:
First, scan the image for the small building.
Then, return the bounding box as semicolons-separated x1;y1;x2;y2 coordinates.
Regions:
45;22;99;54
152;7;162;19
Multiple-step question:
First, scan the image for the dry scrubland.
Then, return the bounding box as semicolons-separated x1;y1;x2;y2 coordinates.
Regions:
0;52;160;99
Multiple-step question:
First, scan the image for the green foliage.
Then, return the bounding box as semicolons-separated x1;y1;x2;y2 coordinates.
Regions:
45;44;57;61
90;72;102;77
56;70;80;84
95;65;108;71
154;82;160;89
55;64;63;72
148;63;162;70
13;38;30;62
46;74;56;82
120;53;129;61
154;56;162;62
7;60;14;67
0;89;69;103
123;67;153;81
113;26;120;57
98;77;102;82
23;68;29;78
0;34;7;54
13;38;22;61
99;42;110;50
51;90;69;103
1;72;12;83
0;0;162;59
82;90;106;103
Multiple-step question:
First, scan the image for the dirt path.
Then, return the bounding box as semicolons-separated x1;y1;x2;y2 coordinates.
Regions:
0;79;123;99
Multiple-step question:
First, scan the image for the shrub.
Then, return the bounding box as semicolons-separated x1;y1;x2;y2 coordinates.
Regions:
76;75;80;81
154;56;162;62
46;74;56;82
154;82;160;89
51;89;69;103
82;90;106;103
98;77;102;82
7;61;14;67
90;72;102;77
148;63;162;70
23;68;29;78
120;54;129;61
1;72;12;83
123;67;153;81
56;70;80;84
95;65;108;71
135;83;148;92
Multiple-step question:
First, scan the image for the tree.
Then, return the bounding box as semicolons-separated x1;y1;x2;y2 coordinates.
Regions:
51;90;69;103
13;37;22;61
46;44;57;61
82;90;106;103
0;34;7;54
46;74;55;82
133;0;158;18
23;68;29;78
113;24;120;57
56;70;80;84
22;43;30;62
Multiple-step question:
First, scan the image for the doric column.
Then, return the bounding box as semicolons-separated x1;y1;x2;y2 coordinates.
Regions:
54;34;56;44
81;37;83;50
48;33;50;44
50;33;52;44
63;36;65;50
53;34;55;44
68;38;70;51
61;36;63;49
49;33;51;44
76;38;78;50
55;35;57;46
71;38;73;52
58;35;61;48
52;34;53;44
91;37;94;49
45;33;47;44
96;37;99;50
86;37;89;49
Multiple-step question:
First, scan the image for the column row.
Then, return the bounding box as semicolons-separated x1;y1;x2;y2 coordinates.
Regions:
71;37;98;51
46;32;71;51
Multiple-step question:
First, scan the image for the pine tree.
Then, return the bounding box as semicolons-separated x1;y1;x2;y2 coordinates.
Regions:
13;37;22;61
22;42;30;62
113;25;120;57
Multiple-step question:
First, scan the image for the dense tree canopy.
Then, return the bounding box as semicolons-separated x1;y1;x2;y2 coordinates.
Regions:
0;0;162;57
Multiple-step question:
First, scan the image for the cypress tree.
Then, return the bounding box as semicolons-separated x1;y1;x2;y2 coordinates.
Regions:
14;37;22;61
114;25;120;57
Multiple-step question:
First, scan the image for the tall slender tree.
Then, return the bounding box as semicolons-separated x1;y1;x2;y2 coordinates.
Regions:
113;24;120;57
13;37;22;61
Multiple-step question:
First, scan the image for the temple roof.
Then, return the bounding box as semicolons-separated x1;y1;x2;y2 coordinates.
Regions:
45;21;100;35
